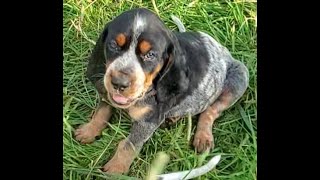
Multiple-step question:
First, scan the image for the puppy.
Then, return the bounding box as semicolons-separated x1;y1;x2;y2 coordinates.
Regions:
74;8;249;174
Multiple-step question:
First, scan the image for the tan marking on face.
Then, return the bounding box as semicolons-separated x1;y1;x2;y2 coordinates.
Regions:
144;64;162;90
128;105;152;121
139;40;152;54
115;33;126;47
104;69;143;108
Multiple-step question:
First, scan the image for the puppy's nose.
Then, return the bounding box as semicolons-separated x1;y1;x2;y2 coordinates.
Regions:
111;75;130;91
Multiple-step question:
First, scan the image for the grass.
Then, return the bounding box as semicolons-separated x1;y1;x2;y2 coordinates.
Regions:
63;0;257;179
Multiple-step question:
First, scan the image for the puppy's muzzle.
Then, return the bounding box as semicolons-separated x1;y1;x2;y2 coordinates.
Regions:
111;68;133;92
111;74;131;92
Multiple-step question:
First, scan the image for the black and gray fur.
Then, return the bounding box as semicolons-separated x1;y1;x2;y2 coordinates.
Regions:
85;7;249;171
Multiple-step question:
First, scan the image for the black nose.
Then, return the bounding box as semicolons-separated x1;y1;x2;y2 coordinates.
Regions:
111;75;130;91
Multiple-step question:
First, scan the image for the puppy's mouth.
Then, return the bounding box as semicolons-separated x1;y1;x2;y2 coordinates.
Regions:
108;91;145;108
112;93;132;105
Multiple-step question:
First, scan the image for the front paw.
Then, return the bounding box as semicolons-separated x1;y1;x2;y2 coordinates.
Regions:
193;128;214;153
102;139;135;174
102;159;130;174
74;123;100;144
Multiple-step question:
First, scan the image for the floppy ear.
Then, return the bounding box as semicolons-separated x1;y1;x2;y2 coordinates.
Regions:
159;42;174;78
86;23;109;94
156;36;190;109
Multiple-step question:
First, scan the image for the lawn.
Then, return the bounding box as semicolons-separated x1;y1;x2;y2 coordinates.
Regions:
63;0;257;179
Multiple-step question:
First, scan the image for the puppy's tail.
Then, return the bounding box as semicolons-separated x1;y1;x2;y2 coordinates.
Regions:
171;15;186;32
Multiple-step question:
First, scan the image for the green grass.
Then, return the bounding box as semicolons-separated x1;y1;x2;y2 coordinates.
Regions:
63;0;257;179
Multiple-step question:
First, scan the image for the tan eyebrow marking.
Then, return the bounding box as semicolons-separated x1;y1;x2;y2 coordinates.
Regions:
139;40;152;54
115;33;126;47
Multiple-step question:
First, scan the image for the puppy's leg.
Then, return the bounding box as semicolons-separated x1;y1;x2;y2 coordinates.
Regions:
193;60;249;153
103;113;162;173
193;91;233;152
75;100;112;144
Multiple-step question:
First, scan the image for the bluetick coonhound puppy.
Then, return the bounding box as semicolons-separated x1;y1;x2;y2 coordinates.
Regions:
74;8;249;174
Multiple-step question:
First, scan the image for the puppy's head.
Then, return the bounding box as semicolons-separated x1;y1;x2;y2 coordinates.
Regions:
97;8;175;108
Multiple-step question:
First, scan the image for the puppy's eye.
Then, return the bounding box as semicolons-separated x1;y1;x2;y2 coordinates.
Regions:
110;40;120;51
141;51;157;61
